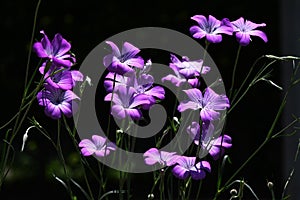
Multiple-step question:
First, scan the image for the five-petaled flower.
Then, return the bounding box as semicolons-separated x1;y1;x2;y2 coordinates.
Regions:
104;85;150;119
79;135;116;157
231;17;268;46
37;85;79;119
190;15;233;43
187;121;232;160
143;148;179;166
172;156;211;180
33;30;75;67
178;87;230;121
103;41;144;75
169;54;210;79
39;63;83;90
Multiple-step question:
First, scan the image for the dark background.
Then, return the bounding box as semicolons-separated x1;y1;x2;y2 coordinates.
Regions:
0;0;297;199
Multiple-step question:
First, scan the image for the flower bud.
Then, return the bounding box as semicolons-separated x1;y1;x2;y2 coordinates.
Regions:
267;181;274;189
147;193;154;199
230;188;238;196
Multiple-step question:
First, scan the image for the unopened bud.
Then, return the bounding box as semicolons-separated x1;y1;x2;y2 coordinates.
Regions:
21;126;35;152
173;117;180;125
230;189;238;196
116;129;123;134
267;182;274;189
147;193;154;199
85;76;93;86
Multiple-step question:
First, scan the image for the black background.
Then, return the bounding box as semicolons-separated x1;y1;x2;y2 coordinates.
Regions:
0;0;290;199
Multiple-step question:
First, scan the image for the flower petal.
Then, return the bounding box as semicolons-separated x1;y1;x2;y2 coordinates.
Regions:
122;42;141;58
172;165;189;179
125;108;142;120
143;148;161;165
111;105;126;119
105;41;121;57
51;33;71;57
92;135;106;149
249;30;268;43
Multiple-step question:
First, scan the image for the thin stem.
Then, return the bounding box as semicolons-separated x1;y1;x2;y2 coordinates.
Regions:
214;91;288;199
98;162;107;200
229;45;242;99
195;120;203;159
186;178;193;200
181;177;191;200
197;41;210;84
195;180;203;200
62;116;94;200
159;170;165;200
106;73;117;138
0;77;44;189
25;0;41;86
230;56;265;104
228;60;277;115
203;40;210;63
150;171;160;195
56;119;73;199
272;117;299;139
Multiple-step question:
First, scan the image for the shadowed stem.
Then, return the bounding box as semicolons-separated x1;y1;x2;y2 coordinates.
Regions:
56;119;74;199
180;177;191;200
159;170;165;200
62;116;95;200
25;0;41;86
229;45;242;99
214;90;289;199
195;180;203;199
0;0;42;189
197;41;210;84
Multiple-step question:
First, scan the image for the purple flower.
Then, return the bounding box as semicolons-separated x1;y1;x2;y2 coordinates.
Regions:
33;30;75;67
190;15;233;43
40;63;84;90
187;122;232;160
79;135;116;157
104;71;165;109
128;74;165;109
70;70;84;86
208;135;232;160
104;85;150;120
178;87;230;121
37;85;79;119
169;54;210;79
104;60;152;92
161;64;200;88
103;41;144;75
172;156;211;180
231;17;268;46
143;148;179;166
104;72;129;92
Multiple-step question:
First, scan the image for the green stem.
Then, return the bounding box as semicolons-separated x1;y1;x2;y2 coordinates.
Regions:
160;170;165;200
98;162;107;200
229;45;242;99
62;116;94;200
230;56;264;104
185;177;193;200
228;60;277;115
195;180;203;200
56;119;73;199
214;91;288;199
197;41;210;84
106;73;117;138
0;0;43;184
24;0;41;86
150;171;160;195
